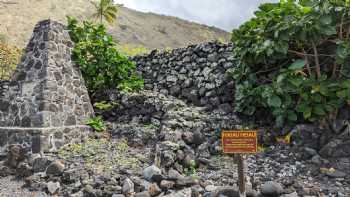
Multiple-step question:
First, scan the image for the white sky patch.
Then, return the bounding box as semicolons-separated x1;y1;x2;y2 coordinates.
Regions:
114;0;278;31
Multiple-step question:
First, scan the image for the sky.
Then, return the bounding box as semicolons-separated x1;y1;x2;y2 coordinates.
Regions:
114;0;278;31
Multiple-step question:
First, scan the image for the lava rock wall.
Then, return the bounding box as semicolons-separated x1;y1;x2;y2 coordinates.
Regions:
0;80;9;101
132;42;235;111
0;20;94;154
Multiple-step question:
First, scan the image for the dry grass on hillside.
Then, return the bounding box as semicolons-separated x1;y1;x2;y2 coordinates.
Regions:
0;0;230;50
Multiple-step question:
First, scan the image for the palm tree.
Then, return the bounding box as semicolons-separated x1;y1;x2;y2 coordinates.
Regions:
91;0;119;25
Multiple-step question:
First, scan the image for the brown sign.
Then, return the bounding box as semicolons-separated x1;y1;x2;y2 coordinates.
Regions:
222;130;258;154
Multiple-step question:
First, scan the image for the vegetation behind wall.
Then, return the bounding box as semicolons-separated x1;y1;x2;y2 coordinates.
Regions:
0;41;21;81
67;16;143;93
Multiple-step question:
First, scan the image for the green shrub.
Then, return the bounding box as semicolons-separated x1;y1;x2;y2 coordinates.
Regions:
231;0;350;127
67;16;144;93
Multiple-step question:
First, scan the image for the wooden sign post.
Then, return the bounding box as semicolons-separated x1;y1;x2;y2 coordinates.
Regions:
222;130;258;197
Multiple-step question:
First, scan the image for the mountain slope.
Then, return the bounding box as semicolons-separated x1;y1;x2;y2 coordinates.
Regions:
0;0;230;49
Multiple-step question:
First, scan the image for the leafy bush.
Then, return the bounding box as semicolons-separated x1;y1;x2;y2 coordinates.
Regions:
0;43;21;80
67;16;144;93
232;0;350;127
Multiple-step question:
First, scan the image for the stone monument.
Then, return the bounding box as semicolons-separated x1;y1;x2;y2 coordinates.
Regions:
0;20;94;155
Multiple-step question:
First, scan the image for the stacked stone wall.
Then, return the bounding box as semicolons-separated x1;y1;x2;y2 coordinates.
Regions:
0;80;9;99
132;42;235;110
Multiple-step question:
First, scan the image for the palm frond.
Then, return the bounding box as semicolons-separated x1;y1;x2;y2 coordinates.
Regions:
92;0;118;24
90;0;99;9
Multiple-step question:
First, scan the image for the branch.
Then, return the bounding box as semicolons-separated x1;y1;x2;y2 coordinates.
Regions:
312;42;321;79
288;50;335;57
339;64;344;78
254;67;281;75
332;63;337;78
340;13;345;39
302;48;312;76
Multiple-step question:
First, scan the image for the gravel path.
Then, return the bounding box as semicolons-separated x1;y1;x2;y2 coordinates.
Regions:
0;176;46;197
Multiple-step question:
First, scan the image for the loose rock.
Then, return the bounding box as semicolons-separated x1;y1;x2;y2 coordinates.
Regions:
260;181;284;197
47;181;60;194
45;160;64;176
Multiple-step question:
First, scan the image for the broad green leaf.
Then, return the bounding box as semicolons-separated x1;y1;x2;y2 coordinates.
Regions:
268;95;282;107
303;107;312;119
336;46;347;59
300;0;314;6
313;106;326;116
288;78;303;87
263;40;272;48
276;74;286;83
320;15;332;25
311;85;320;93
325;105;334;112
297;103;308;112
312;94;322;103
301;6;312;13
300;92;309;100
275;115;285;128
319;84;329;96
337;90;348;98
341;80;350;89
289;59;306;70
321;26;337;36
287;111;298;121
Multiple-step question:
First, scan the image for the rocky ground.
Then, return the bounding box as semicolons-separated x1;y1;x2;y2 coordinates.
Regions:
0;176;47;197
1;139;349;197
0;90;349;197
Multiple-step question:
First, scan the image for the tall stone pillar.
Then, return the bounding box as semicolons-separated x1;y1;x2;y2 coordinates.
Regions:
0;20;94;154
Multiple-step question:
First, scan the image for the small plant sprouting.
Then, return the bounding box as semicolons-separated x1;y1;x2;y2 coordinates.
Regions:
184;160;199;179
86;116;106;132
144;123;157;129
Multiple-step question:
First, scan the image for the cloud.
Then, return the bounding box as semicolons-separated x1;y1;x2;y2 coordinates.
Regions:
114;0;278;31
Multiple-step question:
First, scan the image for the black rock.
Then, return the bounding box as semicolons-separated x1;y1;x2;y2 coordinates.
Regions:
46;160;65;176
210;186;240;197
83;185;97;197
260;181;284;197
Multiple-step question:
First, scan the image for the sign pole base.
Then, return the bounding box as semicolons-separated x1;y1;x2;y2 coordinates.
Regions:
237;154;246;197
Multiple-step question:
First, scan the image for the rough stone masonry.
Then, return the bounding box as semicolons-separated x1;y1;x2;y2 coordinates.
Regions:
0;20;94;155
132;42;235;111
